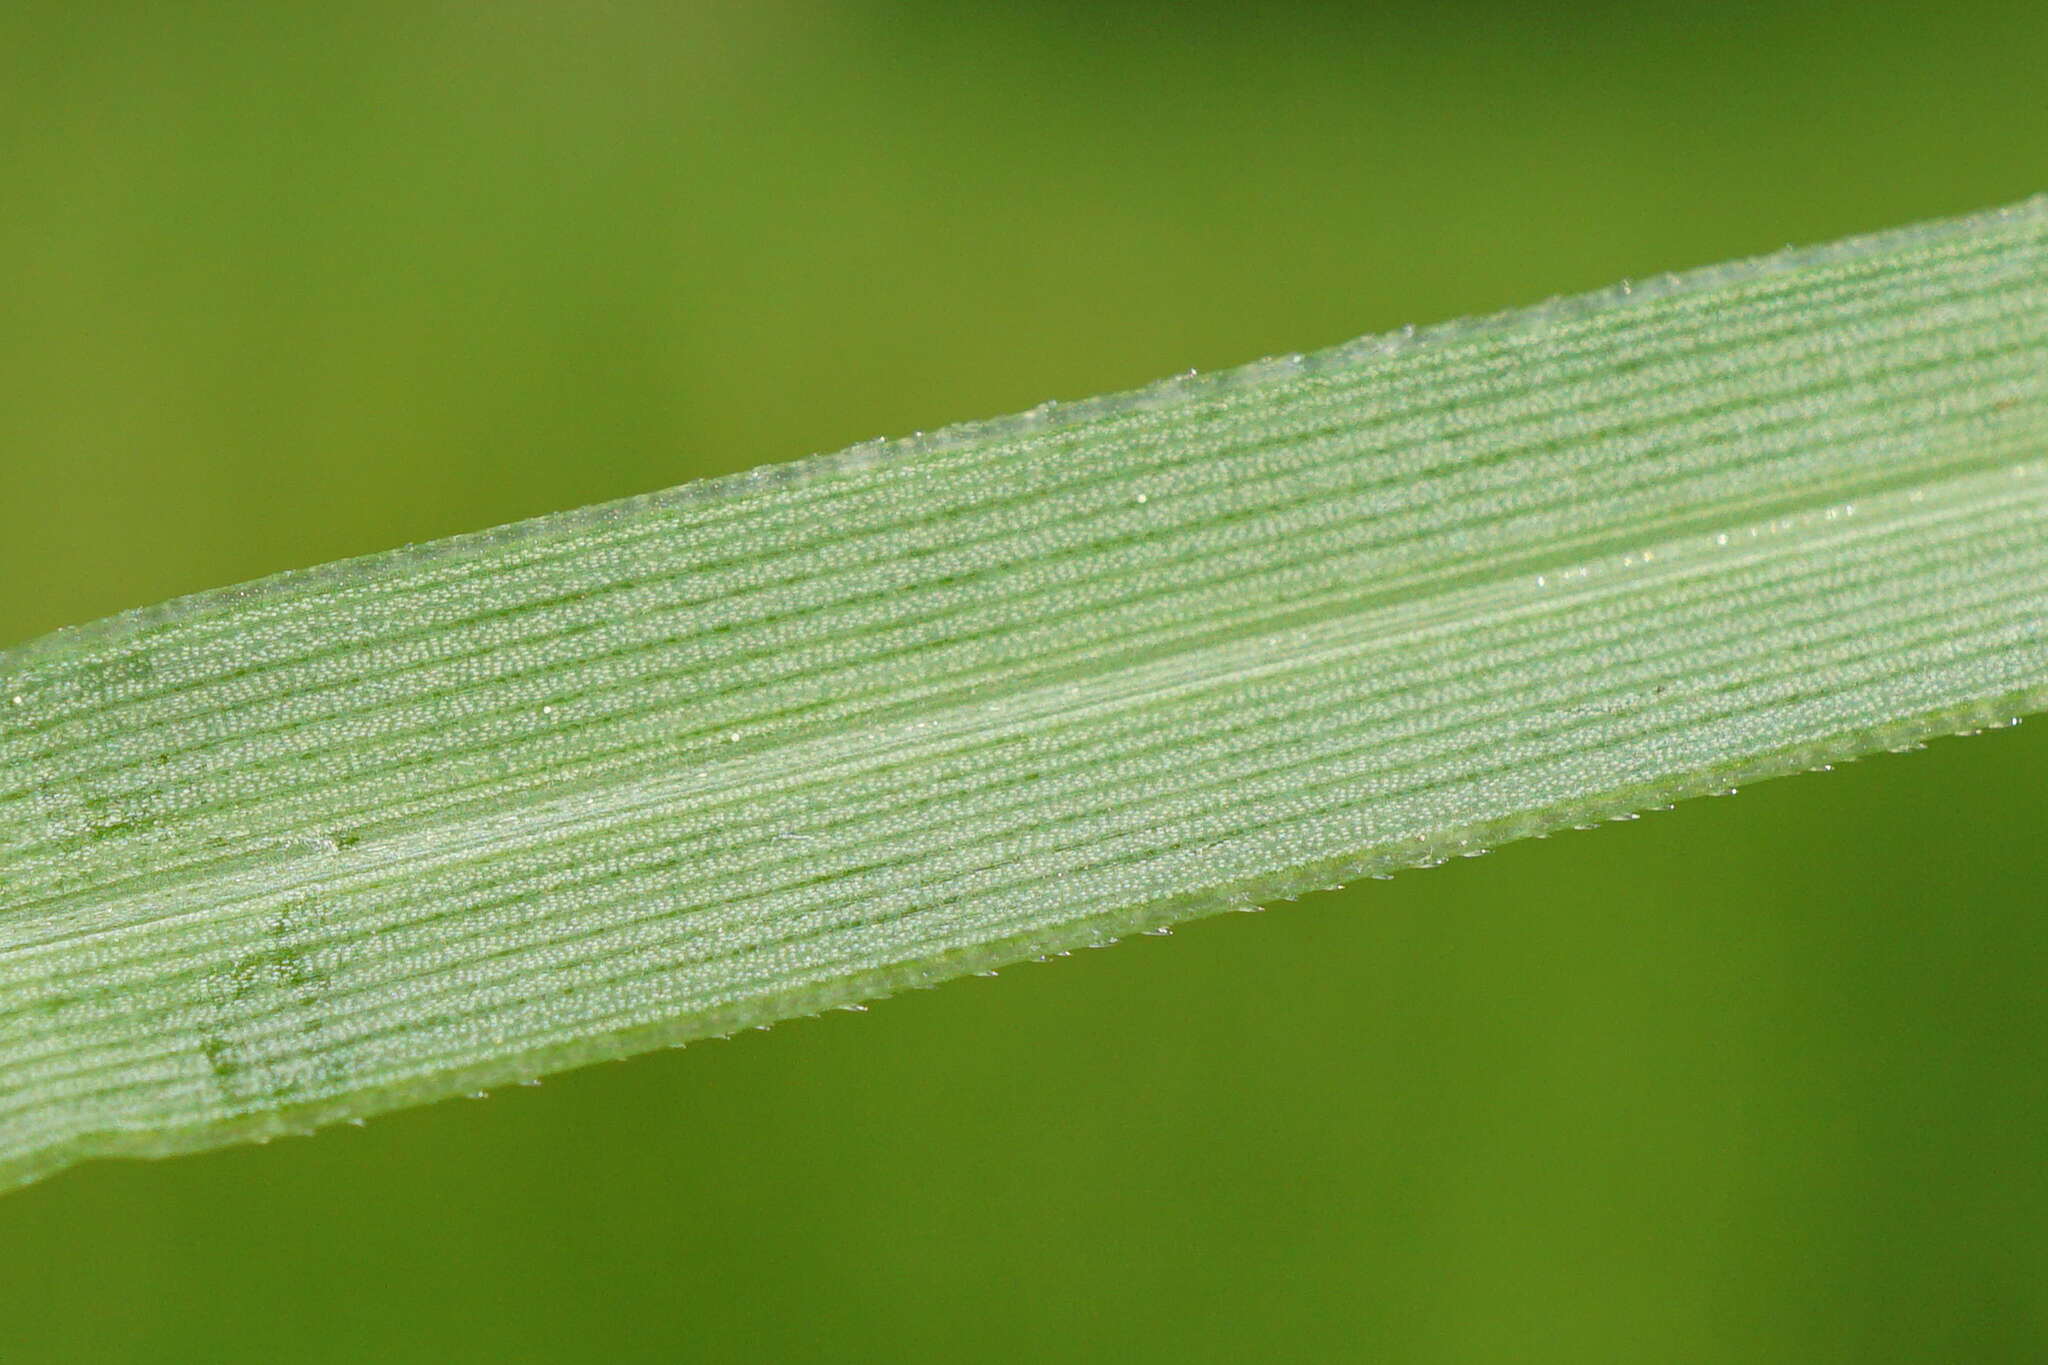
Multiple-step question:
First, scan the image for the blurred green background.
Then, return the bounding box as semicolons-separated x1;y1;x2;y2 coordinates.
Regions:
4;1;2048;1359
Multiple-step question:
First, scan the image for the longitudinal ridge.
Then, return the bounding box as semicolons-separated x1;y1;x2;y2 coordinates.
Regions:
4;196;2047;1189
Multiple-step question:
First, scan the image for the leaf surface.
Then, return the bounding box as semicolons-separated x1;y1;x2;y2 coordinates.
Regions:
5;197;2047;1188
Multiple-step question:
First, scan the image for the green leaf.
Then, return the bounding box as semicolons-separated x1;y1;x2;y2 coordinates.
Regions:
5;196;2047;1190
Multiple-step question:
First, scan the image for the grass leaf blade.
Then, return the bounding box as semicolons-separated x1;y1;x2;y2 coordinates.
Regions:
4;196;2047;1188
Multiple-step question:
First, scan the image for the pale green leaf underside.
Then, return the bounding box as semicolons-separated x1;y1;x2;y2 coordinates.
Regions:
5;198;2048;1189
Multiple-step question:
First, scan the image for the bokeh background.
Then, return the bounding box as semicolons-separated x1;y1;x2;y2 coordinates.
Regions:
5;2;2048;1359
